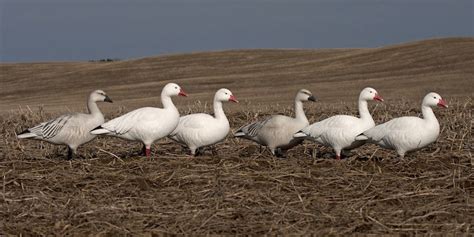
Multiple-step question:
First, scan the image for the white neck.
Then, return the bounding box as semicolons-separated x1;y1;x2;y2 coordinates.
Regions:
87;97;102;116
421;104;438;123
161;92;176;110
358;99;373;123
294;100;308;122
213;100;227;120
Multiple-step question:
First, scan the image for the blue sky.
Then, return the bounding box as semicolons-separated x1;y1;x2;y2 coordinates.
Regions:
0;0;472;62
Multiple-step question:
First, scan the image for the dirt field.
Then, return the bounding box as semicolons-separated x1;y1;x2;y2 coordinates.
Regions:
0;37;473;235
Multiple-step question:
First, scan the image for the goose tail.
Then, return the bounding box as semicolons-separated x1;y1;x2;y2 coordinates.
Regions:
90;125;110;135
234;131;246;137
355;133;369;141
293;130;308;138
17;129;37;139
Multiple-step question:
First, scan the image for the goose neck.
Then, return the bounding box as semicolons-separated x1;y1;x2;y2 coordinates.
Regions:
87;98;102;116
161;93;176;110
294;100;308;122
422;104;438;123
213;100;227;120
358;99;373;122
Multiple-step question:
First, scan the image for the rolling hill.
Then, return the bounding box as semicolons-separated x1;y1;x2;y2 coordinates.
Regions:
0;37;473;113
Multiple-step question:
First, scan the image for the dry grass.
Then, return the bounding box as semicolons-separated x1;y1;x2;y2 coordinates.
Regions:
0;37;473;235
0;97;472;235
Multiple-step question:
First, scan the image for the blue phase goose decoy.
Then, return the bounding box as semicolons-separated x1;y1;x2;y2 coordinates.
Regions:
17;90;113;159
235;89;316;157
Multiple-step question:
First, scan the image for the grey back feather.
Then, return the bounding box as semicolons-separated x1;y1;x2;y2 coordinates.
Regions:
238;118;270;137
30;114;72;139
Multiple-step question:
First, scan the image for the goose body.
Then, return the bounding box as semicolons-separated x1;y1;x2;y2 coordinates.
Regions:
356;92;447;158
295;87;383;159
91;83;187;157
235;89;316;157
169;88;238;155
17;90;113;159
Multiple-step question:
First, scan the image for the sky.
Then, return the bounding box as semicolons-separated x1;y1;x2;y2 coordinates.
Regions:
0;0;472;62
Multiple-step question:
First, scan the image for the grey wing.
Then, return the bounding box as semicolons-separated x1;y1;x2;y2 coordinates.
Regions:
29;114;73;139
237;117;271;137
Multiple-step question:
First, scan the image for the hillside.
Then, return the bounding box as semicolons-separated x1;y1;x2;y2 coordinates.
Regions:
0;37;473;113
1;37;473;235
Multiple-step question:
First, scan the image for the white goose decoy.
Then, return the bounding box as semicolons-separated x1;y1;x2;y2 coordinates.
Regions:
235;89;316;157
356;92;448;158
294;87;383;160
169;88;239;156
17;90;113;160
91;83;187;157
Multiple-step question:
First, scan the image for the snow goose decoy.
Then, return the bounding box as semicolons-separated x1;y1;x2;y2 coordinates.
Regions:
356;92;447;158
17;90;113;160
91;83;187;157
294;87;383;160
169;88;238;156
235;89;316;157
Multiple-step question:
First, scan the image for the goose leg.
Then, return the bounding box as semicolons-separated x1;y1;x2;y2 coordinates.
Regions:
397;150;405;159
140;144;147;156
335;148;342;160
275;148;286;158
190;147;197;156
145;145;151;157
67;147;73;160
269;147;276;156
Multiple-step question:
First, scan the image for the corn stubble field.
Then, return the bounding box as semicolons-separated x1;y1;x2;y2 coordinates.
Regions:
0;38;473;235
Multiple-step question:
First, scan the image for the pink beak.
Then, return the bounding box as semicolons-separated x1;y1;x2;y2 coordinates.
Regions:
373;93;384;102
178;88;188;97
229;95;239;103
437;98;448;108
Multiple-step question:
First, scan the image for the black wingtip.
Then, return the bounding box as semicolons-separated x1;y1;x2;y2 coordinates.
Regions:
91;125;103;132
18;129;30;135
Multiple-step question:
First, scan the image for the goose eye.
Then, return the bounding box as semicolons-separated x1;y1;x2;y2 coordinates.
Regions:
433;96;437;99
225;92;228;95
370;91;373;93
175;87;178;89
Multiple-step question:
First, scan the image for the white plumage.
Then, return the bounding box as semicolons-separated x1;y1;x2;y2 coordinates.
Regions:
17;90;113;159
294;87;383;159
91;83;187;157
169;88;238;155
235;89;316;157
356;92;447;158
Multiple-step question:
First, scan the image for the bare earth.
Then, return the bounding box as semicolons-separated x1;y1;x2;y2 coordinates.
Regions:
0;37;473;235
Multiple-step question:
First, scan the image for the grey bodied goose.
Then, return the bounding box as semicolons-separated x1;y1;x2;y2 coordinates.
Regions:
17;90;113;159
235;89;316;157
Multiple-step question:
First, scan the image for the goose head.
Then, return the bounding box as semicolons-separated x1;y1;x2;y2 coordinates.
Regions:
360;87;383;102
423;92;448;108
215;88;238;103
163;83;188;97
91;90;113;103
296;89;316;102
